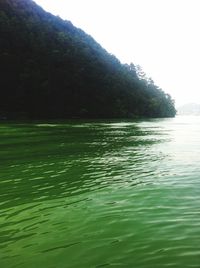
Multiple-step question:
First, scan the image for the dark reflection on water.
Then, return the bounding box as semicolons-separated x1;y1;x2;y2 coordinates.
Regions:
0;121;165;209
1;117;200;268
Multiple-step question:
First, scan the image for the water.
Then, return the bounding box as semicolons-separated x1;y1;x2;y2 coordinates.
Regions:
1;116;200;268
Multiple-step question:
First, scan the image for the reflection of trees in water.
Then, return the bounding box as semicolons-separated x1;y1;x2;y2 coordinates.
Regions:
0;122;167;209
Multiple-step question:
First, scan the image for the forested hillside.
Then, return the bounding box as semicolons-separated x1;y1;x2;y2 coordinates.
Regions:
0;0;176;119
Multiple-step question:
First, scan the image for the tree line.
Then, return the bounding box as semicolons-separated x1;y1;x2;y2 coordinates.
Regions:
0;0;176;119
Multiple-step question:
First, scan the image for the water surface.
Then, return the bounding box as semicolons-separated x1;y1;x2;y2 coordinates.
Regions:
1;116;200;267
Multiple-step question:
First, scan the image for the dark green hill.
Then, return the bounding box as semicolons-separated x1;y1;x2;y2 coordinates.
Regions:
0;0;176;119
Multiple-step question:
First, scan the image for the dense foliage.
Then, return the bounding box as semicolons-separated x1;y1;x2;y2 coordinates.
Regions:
0;0;176;119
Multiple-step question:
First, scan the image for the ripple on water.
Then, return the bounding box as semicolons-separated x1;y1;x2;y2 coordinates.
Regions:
1;118;200;268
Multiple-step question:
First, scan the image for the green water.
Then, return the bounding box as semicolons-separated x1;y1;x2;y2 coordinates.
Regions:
1;116;200;268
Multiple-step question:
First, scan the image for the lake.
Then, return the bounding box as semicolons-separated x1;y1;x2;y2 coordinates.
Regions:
1;116;200;268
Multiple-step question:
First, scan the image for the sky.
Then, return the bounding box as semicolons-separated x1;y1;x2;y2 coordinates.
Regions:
34;0;200;107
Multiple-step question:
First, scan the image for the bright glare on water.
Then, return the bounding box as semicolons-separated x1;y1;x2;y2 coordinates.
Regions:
1;116;200;268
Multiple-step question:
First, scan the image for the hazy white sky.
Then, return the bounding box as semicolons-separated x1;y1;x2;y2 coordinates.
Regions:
34;0;200;107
